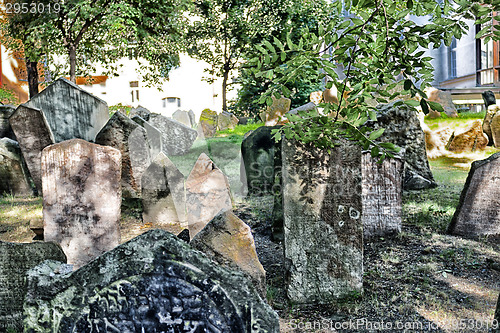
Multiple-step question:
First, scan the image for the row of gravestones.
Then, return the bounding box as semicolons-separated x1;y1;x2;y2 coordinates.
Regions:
198;108;239;137
241;100;500;305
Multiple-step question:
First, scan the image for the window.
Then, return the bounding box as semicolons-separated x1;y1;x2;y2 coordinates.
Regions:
480;39;494;84
476;12;499;86
448;38;457;79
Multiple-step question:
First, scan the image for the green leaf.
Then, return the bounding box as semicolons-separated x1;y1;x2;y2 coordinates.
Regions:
255;44;267;54
427;101;444;112
273;36;284;51
404;79;412;91
266;96;273;106
404;100;419;107
369;128;385;140
371;146;380;157
281;52;286;62
420;98;430;114
263;40;275;54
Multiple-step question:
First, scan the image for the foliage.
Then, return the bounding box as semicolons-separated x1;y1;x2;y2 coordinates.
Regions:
251;0;499;160
0;0;190;84
186;0;333;112
0;86;19;105
109;103;133;117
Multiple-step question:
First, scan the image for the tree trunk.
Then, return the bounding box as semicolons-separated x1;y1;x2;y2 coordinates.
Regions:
222;68;229;113
25;58;39;98
69;45;77;83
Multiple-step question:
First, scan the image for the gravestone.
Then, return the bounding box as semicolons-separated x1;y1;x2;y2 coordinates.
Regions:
142;153;186;234
241;126;282;196
426;87;458;118
188;110;196;128
0;138;33;196
9;104;55;194
490;111;500;148
282;138;363;303
131;115;163;160
95;111;151;198
24;229;279;332
483;105;499;145
191;210;266;296
148;113;198;156
186;153;233;238
0;241;66;332
0;105;16;140
129;105;151;121
172;109;193;128
42;139;122;269
448;152;500;237
425;126;453;159
367;101;437;190
199;109;218;137
260;96;291;126
25;78;109;143
362;153;403;237
446;120;489;152
217;111;239;131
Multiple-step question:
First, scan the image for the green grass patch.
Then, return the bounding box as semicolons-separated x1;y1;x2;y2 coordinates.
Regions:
215;122;264;138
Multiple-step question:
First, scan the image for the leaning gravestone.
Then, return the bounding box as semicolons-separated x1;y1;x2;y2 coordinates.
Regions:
426;87;458;118
131;115;163;160
24;78;109;143
241;126;282;196
24;229;279;332
95;111;151;198
362;153;403;237
148;114;198;156
142;152;187;234
0;105;16;140
448;152;500;237
217;111;239;131
172;109;193;128
198;109;218;137
367;101;437;190
0;138;33;196
42;139;122;269
9;104;55;194
0;241;66;332
282;138;363;303
186;153;233;239
190;210;266;296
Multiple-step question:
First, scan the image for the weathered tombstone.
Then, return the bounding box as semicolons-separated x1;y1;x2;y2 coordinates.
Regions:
446;120;489;152
260;96;291;126
426;87;458;118
131;115;163;160
425;126;453;159
24;78;109;143
241;126;282;196
186;153;233;238
42;139;122;269
0;138;33;196
24;229;279;332
129;105;151;121
490;111;500;148
448;152;500;237
288;102;318;115
217;111;239;131
367;101;437;190
190;210;266;296
0;241;66;332
198;108;218;137
142;153;186;234
0;105;16;140
362;153;403;237
188;109;196;128
282;138;363;303
9;104;55;194
483;105;499;145
95;111;151;198
148;113;198;156
172;109;193;128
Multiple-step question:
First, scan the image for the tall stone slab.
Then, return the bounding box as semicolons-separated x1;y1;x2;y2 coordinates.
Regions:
426;87;458;118
241;126;282;196
132;115;163;160
25;78;109;143
148;113;198;156
282;138;363;303
217;111;239;131
0;138;33;196
172;109;193;128
198;109;218;137
129;105;151;121
42;139;122;269
95;111;151;198
362;153;403;237
0;241;66;332
186;153;233;238
0;105;16;140
448;152;500;237
190;210;266;296
24;229;279;332
142;153;186;234
9;104;55;194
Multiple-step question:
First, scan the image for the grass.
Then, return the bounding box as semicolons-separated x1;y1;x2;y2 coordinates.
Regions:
425;111;486;131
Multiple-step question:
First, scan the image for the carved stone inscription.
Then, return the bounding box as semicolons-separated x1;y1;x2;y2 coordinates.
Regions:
24;229;280;332
42;139;122;269
448;152;500;236
0;241;66;332
282;138;363;304
362;153;403;237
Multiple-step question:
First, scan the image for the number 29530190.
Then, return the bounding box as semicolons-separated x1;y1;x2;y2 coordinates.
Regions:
6;2;61;14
